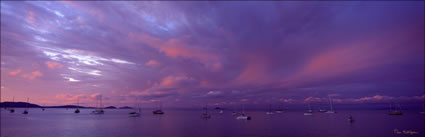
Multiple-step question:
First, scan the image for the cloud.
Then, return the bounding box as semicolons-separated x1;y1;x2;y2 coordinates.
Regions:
159;75;198;88
136;33;222;71
21;71;43;80
304;96;323;103
8;69;22;76
145;60;160;67
45;61;64;69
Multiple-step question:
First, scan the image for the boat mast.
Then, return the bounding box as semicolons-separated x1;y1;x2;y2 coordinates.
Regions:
26;98;29;110
100;95;103;109
329;96;334;111
308;103;311;111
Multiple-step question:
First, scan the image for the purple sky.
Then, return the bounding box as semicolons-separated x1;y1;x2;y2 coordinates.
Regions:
1;1;424;108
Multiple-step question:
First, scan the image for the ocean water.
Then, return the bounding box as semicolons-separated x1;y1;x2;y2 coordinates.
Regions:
1;108;424;137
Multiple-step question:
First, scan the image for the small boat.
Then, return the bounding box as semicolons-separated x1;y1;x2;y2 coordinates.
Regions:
236;114;251;120
325;96;336;114
9;96;15;113
304;104;313;116
75;99;80;114
318;108;327;112
420;104;425;114
200;104;211;119
388;103;403;115
129;108;141;117
152;102;164;115
218;109;224;114
275;104;284;113
129;98;141;117
348;115;354;123
91;95;104;114
231;111;237;116
236;105;251;120
23;98;29;114
266;104;274;115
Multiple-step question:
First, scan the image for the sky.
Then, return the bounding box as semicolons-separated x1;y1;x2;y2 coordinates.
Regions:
1;1;424;108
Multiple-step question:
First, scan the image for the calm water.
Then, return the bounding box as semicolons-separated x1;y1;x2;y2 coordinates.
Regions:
1;108;424;137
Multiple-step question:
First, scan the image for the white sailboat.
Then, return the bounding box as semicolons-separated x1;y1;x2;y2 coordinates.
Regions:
303;104;313;116
91;95;104;114
236;105;251;120
275;104;284;113
388;103;403;115
325;96;336;114
266;104;274;115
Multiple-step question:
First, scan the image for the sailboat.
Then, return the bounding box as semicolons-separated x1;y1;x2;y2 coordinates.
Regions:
266;104;274;115
348;115;354;123
23;98;29;114
325;96;336;114
200;104;211;119
236;105;251;120
231;106;238;116
129;98;141;117
388;103;403;115
74;99;80;114
91;95;104;114
275;104;284;113
303;104;313;116
9;96;15;113
152;102;164;115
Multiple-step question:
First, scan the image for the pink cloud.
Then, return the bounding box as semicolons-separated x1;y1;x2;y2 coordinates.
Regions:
304;96;323;103
234;54;270;85
145;60;160;68
8;69;22;76
26;11;36;26
21;71;43;80
159;75;197;88
61;1;104;22
45;61;64;69
136;33;222;71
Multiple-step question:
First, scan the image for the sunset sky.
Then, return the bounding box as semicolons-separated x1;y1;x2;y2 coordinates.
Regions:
1;1;424;108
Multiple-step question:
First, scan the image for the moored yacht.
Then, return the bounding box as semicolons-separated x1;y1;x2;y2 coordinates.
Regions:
129;98;141;117
9;96;15;113
201;104;211;119
266;104;274;115
325;96;336;114
236;105;251;120
153;102;164;115
388;103;403;115
74;99;80;114
303;104;313;116
91;95;104;114
22;98;29;114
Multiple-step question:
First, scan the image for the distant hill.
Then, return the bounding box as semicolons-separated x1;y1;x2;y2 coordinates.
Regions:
119;106;133;109
44;105;93;108
104;106;116;109
0;102;94;108
0;102;41;108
